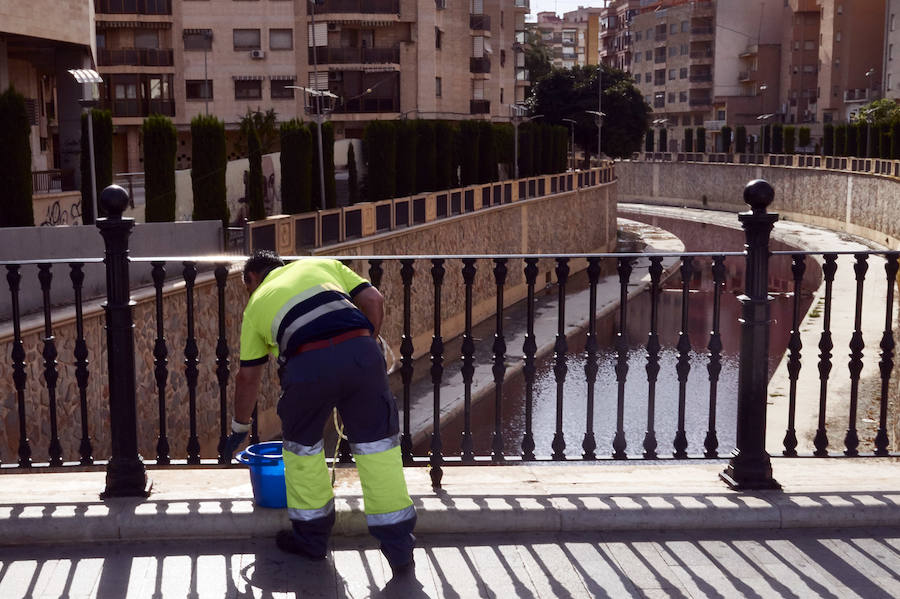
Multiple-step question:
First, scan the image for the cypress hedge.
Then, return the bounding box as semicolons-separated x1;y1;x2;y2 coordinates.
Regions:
659;128;668;153
762;124;770;154
531;123;544;175
696;127;706;153
458;120;480;186
247;126;265;220
846;123;858;157
493;123;514;179
415;120;436;192
518;122;535;177
347;142;359;205
683;128;693;152
395;120;417;196
892;122;900;159
142;114;177;223
0;87;34;227
823;123;834;155
478;120;497;183
310;121;337;209
544;124;558;173
856;123;868;157
363;120;396;202
279;119;312;214
720;125;732;152
434;120;455;190
190;114;229;227
783;126;796;154
555;126;569;172
80;108;113;224
735;126;747;153
772;123;784;154
798;126;811;149
835;124;847;156
645;129;654;152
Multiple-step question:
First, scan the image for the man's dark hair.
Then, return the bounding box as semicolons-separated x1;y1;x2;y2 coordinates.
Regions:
243;249;284;285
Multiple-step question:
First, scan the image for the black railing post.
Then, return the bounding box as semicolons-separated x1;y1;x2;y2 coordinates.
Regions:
97;185;149;498
722;179;780;490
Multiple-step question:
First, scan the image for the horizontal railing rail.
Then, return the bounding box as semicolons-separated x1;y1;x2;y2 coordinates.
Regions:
2;180;898;497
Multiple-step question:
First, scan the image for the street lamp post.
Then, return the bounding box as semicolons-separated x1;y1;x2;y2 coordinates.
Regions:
509;104;542;179
562;118;577;171
586;110;605;166
865;68;876;158
68;69;103;224
756;113;774;155
286;85;337;211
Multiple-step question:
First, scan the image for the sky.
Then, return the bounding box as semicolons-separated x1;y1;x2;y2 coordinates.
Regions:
527;0;605;21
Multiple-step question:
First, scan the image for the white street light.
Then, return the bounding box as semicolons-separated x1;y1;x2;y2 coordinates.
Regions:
756;113;775;154
586;110;605;165
69;68;103;223
286;85;338;211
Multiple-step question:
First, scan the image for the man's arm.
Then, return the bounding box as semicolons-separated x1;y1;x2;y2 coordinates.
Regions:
234;363;265;423
353;286;384;337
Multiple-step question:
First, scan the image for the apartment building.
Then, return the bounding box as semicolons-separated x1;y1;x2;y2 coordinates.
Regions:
529;7;602;70
885;0;900;99
94;0;526;173
0;1;96;187
600;0;640;73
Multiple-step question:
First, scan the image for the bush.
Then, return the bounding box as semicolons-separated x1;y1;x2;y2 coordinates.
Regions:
190;114;229;227
823;124;834;155
459;121;481;185
415;120;436;192
783;126;796;154
856;123;868;157
846;123;858;157
493;123;514;179
478;120;497;183
81;108;113;224
247;126;265;220
645;129;654;153
555;126;569;172
892;122;900;159
762;124;771;154
720;125;732;153
395;119;417;196
363;120;397;202
310;121;336;209
772;123;784;153
683;128;693;152
659;128;668;153
696;127;706;153
279;119;312;214
879;124;891;158
347;142;359;205
835;124;847;156
517;122;535;178
142;114;177;223
434;121;455;190
735;126;747;154
543;124;558;174
798;127;811;148
0;87;34;227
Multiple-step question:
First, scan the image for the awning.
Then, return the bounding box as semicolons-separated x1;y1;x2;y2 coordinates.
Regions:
232;75;265;81
269;75;297;81
96;20;171;30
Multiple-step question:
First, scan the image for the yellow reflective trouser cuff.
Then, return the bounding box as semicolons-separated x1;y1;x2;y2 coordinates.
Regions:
283;448;334;513
354;445;413;516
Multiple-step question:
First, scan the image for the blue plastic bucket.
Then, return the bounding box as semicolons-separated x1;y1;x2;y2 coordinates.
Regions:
236;441;287;508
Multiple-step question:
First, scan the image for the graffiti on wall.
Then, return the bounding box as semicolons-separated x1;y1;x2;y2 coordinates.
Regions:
38;196;83;227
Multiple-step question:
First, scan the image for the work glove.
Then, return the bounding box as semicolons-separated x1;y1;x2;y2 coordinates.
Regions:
222;419;251;460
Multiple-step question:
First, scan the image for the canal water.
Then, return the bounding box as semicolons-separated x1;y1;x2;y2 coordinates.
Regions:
413;216;821;459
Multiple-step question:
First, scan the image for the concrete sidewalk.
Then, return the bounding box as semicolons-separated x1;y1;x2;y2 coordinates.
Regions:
2;459;898;546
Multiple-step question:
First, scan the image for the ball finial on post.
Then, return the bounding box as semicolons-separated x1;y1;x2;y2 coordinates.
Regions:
743;179;774;215
100;184;130;220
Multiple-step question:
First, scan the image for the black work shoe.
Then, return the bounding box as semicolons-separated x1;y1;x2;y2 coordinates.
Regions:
390;559;415;578
275;529;327;561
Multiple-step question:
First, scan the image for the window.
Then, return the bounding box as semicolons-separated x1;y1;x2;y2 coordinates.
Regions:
669;68;676;80
793;41;800;51
668;92;675;103
668;46;677;57
679;67;687;79
645;72;651;83
271;79;295;99
435;27;442;49
186;80;213;99
472;79;484;100
233;29;261;50
681;20;689;32
653;91;664;108
679;91;687;102
270;29;293;50
634;53;641;63
235;79;262;99
645;50;652;60
680;43;689;55
835;31;841;42
97;33;106;49
889;73;893;90
184;30;212;50
646;28;653;40
891;43;894;61
803;40;815;50
837;4;843;15
635;31;642;41
134;30;159;49
669;23;677;34
436;77;442;97
500;49;505;66
500;88;504;103
892;14;896;32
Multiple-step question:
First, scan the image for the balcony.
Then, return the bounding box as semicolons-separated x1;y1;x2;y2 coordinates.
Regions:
333;96;399;113
98;48;174;67
94;0;171;15
309;46;400;65
515;68;530;85
844;88;876;103
470;56;492;74
690;73;712;83
739;44;759;59
100;98;175;118
689;97;712;107
691;26;714;36
470;14;491;31
737;71;754;83
513;0;529;10
313;0;400;14
470;99;490;114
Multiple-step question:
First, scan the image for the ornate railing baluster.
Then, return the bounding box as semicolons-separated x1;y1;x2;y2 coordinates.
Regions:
151;262;170;464
183;261;201;464
38;264;63;466
399;259;415;464
214;264;230;465
582;257;602;460
612;257;631;459
814;253;838;456
491;258;508;462
429;259;445;487
461;258;477;462
551;257;570;461
783;255;806;457
7;265;32;467
704;255;725;458
844;253;868;456
644;256;663;459
673;256;693;459
521;258;538;461
875;253;899;456
69;263;93;465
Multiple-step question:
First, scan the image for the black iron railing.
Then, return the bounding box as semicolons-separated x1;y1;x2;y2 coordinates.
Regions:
2;181;899;498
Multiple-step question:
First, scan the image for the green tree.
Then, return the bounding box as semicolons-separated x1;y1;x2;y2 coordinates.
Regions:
415;120;436;192
683;128;693;152
720;125;732;152
823;124;834;155
772;123;784;154
645;129;654;152
529;64;650;159
347;142;359;205
395;119;417;196
247;125;265;220
279;119;312;214
190;114;229;227
798;127;811;148
857;98;900;127
735;126;747;153
142;114;177;222
80;108;113;224
363;120;396;202
783;126;796;154
524;30;552;95
238;107;279;155
0;87;34;227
